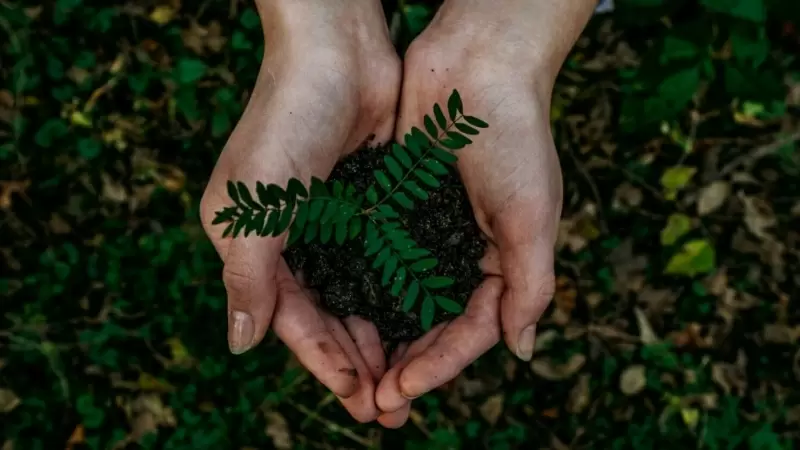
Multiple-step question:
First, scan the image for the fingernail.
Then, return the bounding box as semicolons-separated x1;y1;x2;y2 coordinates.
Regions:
228;310;255;355
401;390;420;401
516;324;536;361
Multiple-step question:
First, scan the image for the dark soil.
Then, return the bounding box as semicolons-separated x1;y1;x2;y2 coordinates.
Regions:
284;146;486;342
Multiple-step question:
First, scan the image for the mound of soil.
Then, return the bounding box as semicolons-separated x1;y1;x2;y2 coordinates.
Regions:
284;146;486;341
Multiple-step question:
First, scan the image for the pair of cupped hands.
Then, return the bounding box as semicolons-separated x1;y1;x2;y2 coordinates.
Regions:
200;0;587;428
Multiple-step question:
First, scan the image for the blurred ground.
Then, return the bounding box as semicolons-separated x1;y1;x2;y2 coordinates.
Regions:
1;1;799;449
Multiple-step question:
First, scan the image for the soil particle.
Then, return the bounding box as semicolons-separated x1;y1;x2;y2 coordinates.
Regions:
284;146;486;342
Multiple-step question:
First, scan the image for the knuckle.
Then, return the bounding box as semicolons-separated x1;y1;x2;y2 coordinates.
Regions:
222;262;257;305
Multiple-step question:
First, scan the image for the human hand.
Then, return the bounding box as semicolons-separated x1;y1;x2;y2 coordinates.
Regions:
199;0;400;422
373;0;595;427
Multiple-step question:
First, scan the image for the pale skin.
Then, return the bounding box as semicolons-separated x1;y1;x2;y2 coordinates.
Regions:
200;0;596;426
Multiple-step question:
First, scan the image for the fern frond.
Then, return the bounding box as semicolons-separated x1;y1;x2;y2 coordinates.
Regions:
363;217;461;330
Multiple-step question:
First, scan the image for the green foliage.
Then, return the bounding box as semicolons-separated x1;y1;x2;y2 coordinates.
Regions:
213;90;488;329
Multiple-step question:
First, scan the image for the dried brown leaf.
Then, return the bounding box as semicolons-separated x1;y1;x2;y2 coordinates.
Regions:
531;354;586;381
567;374;591;413
0;388;21;413
634;307;659;345
697;181;730;215
479;394;504;425
619;365;647;395
265;411;292;450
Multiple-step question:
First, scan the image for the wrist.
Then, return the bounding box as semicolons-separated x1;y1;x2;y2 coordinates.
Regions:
434;0;595;84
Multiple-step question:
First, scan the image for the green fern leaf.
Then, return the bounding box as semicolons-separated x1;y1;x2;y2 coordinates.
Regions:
372;247;391;268
320;200;339;224
366;221;379;242
264;209;279;235
365;236;383;256
227;181;241;207
455;123;479;135
306;199;322;221
303;220;318;243
256;182;279;208
400;247;430;260
411;127;431;147
414;169;441;188
392;192;414;209
433;104;447;129
348;216;363;239
392;144;412;168
375;204;400;219
295;201;309;228
252;210;266;235
382;257;398;286
447;89;463;120
232;213;248;237
420;296;435;330
320;221;333;244
435;296;463;313
410;258;438;272
275;205;293;236
287;222;303;246
287;178;308;198
429;147;457;164
335;204;356;224
384;155;404;181
421;158;448;175
366;186;379;204
335;220;347;245
402;281;420;312
464;115;489;128
310;177;328;197
237;181;262;210
402;181;429;200
331;180;343;198
424;115;438;139
374;170;392;193
243;210;257;236
391;238;416;252
390;268;405;296
222;222;234;238
213;207;237;225
448;131;471;146
405;132;422;157
422;276;454;289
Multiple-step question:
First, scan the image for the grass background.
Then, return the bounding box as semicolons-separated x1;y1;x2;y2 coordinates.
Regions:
1;0;799;448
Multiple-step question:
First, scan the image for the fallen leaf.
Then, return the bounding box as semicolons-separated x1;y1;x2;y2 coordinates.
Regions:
165;337;193;367
660;166;697;200
0;180;31;210
567;374;591;413
697;181;730;215
66;424;85;448
664;239;716;276
660;213;692;245
634;307;660;344
763;324;800;344
680;407;700;430
533;329;559;353
739;193;776;240
101;173;127;203
531;354;586;381
149;5;176;25
619;365;647;395
137;373;175;392
70;111;92;128
264;411;292;450
479;394;504;425
0;388;21;413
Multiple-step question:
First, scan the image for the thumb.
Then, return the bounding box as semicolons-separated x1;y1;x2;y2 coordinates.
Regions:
200;188;283;355
220;236;283;354
496;203;557;362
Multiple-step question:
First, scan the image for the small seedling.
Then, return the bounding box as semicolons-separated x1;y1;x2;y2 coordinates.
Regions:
212;89;488;330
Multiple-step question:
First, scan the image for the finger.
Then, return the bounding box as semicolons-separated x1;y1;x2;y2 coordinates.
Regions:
495;205;557;362
377;402;411;429
324;315;380;423
272;262;359;399
343;316;386;382
221;237;283;354
376;324;447;413
398;277;503;400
